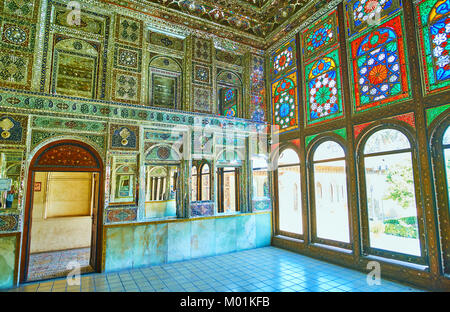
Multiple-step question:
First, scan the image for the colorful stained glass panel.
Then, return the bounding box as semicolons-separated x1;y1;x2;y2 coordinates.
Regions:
417;0;450;94
271;72;298;133
304;48;343;125
350;14;410;113
301;11;339;60
219;87;237;117
346;0;401;36
270;38;296;81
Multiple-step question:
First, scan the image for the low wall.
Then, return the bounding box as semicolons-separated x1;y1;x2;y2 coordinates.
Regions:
0;233;18;289
104;211;272;272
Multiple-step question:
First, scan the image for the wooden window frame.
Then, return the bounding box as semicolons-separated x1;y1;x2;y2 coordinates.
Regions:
217;166;240;214
307;137;352;250
357;125;427;265
430;118;450;275
274;146;304;240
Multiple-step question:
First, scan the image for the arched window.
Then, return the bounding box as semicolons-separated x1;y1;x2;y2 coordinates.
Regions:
217;71;242;118
217;167;240;213
277;148;302;235
191;165;197;202
362;128;422;258
200;164;210;201
311;140;350;245
435;123;450;273
443;126;450;201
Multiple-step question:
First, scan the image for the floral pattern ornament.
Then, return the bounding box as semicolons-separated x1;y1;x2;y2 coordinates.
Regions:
417;0;450;93
270;38;296;80
272;72;298;132
219;88;237;117
302;11;338;60
305;49;343;125
350;14;409;112
346;0;400;36
273;47;293;74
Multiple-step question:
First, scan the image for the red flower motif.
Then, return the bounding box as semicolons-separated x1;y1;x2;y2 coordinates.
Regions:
368;64;388;85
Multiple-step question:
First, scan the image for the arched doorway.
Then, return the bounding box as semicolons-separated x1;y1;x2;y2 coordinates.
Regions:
20;140;104;283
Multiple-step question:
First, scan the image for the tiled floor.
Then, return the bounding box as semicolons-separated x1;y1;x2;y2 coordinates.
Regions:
27;247;93;282
7;247;424;292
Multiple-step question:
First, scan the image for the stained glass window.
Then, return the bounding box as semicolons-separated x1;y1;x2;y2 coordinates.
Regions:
271;72;298;132
270;38;297;81
350;14;410;113
219;87;237;117
301;11;339;60
270;38;298;133
304;49;343;125
301;11;342;126
217;70;241;118
417;0;450;94
345;0;401;37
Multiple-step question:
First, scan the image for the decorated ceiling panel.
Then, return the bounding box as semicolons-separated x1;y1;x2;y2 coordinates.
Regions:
101;0;331;46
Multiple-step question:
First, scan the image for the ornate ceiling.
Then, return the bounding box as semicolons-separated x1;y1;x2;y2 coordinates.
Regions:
102;0;333;49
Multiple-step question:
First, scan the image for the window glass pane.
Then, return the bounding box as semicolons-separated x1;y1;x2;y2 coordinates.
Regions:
313;141;345;162
314;160;349;243
252;156;270;210
223;167;236;213
201;164;210;174
364;152;421;256
364;129;410;154
445;147;450;204
253;169;269;199
191;166;197;202
278;148;299;166
278;165;302;234
201;172;210;201
444;126;450;145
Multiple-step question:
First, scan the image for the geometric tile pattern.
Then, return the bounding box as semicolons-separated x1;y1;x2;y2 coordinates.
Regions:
1;0;40;21
112;70;141;105
115;14;143;47
26;248;93;282
192;37;211;63
0;51;32;89
192;62;211;85
0;214;19;231
8;247;425;292
193;86;212;113
0;17;36;52
148;31;184;52
106;208;137;223
113;44;142;73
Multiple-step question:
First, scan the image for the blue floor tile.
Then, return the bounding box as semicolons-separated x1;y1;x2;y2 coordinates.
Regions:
9;246;425;292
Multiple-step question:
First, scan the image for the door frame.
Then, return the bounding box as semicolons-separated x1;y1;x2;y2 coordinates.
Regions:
19;139;104;283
